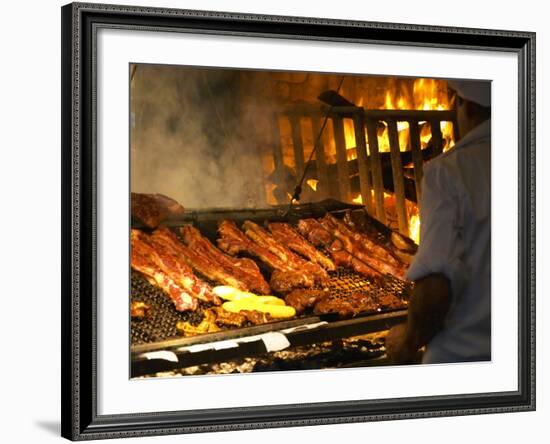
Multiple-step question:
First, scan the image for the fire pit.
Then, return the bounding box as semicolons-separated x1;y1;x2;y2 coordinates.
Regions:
130;65;456;377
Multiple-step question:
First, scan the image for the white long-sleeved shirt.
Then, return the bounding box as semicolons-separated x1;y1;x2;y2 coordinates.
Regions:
406;119;491;364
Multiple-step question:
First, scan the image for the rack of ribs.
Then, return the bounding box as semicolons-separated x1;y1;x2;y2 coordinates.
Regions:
135;230;220;305
131;231;198;311
241;220;329;283
319;214;405;280
218;220;292;271
180;225;270;295
217;220;316;292
296;218;380;279
151;227;245;294
268;222;336;271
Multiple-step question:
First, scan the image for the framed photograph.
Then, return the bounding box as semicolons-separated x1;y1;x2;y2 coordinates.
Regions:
61;2;535;440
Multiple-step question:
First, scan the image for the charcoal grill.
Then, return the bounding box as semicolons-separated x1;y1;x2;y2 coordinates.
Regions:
130;199;412;377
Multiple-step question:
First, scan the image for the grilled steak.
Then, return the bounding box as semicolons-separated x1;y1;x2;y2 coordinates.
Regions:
242;220;328;283
181;225;270;294
268;222;335;271
131;192;184;228
284;289;329;315
133;229;219;304
152;227;245;294
270;269;315;294
130;233;198;312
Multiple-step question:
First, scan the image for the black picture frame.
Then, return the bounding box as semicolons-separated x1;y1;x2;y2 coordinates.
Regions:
61;2;536;440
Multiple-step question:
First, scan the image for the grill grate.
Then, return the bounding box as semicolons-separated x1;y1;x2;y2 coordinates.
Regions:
131;267;411;345
131;272;209;345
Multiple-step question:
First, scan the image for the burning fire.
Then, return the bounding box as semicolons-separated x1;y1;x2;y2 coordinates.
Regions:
342;78;455;160
407;204;420;244
352;193;421;245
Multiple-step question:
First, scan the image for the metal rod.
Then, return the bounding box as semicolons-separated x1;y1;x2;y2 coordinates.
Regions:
281;76;346;216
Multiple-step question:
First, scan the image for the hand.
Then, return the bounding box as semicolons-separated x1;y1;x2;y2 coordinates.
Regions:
385;323;418;365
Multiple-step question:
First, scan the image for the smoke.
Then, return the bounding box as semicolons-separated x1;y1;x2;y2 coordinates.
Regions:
130;64;274;210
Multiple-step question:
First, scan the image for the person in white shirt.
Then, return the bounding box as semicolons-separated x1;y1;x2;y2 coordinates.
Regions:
385;80;491;364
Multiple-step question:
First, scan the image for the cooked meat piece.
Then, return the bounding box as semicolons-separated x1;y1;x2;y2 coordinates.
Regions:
390;231;418;254
130;234;198;312
242;220;328;283
313;293;378;317
393;249;415;265
270;269;315;293
296;219;332;246
313;298;357;317
377;293;407;310
176;309;219;336
133;229;220;305
320;215;406;279
152;227;245;294
347;292;378;313
211;306;247;328
329;240;382;280
297;218;382;280
268;222;335;271
218;220;291;271
240;310;273;325
131;192;184;228
284;289;329;315
130;301;152;320
181;225;270;294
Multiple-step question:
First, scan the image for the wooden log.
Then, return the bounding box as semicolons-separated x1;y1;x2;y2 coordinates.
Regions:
387;120;409;236
311;116;330;200
430;120;444;155
365;119;386;223
271;114;286;202
332;116;351;202
352;112;374;213
409;121;424;203
289;115;305;179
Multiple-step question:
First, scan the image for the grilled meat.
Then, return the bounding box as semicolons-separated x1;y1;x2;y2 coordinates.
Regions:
181;225;270;294
284;289;329;315
152;227;245;294
240;310;273;325
130;301;152;320
130;234;198;312
328;240;381;279
296;218;332;246
211;306;247;328
297;218;382;280
134;229;220;305
270;269;315;293
320;214;406;279
313;292;378;317
377;292;407;310
176;309;220;336
218;220;291;271
242;220;328;283
131;192;184;228
268;222;335;271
